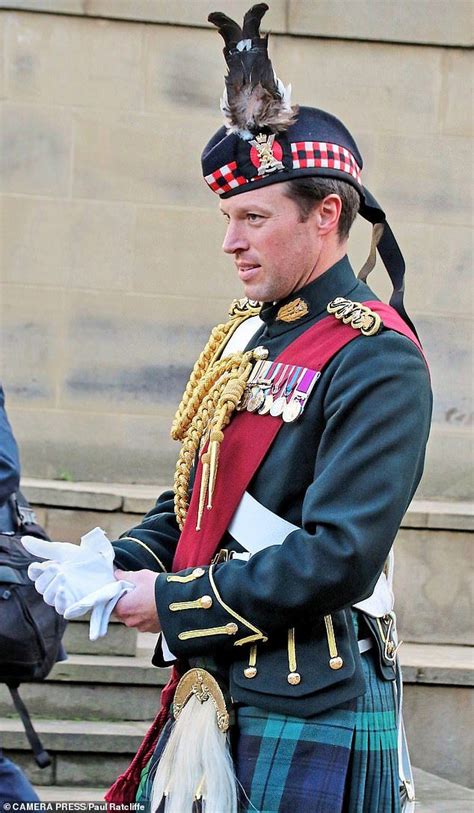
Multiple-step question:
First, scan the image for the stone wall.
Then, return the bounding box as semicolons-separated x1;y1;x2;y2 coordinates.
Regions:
0;1;472;497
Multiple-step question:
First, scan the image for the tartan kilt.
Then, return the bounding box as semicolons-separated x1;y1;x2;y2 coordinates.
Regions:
136;647;399;813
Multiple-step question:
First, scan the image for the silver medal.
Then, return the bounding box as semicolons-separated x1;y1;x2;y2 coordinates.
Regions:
270;396;286;417
282;399;303;422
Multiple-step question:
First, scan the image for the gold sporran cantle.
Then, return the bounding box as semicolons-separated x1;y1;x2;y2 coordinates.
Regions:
150;669;237;813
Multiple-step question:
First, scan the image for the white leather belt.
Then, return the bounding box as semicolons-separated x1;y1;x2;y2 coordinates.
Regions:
229;491;395;617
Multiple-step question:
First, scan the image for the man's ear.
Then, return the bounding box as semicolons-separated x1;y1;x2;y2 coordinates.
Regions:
313;194;342;236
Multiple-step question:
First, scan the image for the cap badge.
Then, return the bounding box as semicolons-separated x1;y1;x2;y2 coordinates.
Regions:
327;297;382;337
276;298;309;323
250;133;284;177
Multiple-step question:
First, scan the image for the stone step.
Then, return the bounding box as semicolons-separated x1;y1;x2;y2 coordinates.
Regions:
400;643;473;789
2;642;472;788
23;478;474;647
35;786;106;802
0;648;168;722
1;718;149;788
34;767;474;810
394;521;473;646
410;767;474;813
63;615;138;657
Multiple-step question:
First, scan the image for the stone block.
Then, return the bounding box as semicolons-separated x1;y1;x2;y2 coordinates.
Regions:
72;108;218;207
0;15;5;99
133;205;242;302
144;25;223;117
395;529;473;645
389;222;472;316
59;288;228;415
288;0;473;47
26;482;122;510
401;643;474;686
24;478;163;512
440;49;473;137
413;767;474;807
5;11;145;111
4;2;84;12
122;486;167;514
35;788;106;802
9;405;178;483
64;617;137;656
88;0;287;30
404;500;474;532
406;312;472;437
372;134;471;227
2;751;55;786
417;425;473;502
2;196;135;291
0;717;149;752
0;285;66;408
1;196;69;289
403;683;474;788
44;508;139;543
49;652;167;686
0;103;71;195
56;752;132;788
0;680;161;722
272;35;443;137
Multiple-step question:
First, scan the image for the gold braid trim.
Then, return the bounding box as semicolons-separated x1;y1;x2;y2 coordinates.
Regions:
171;299;263;530
171;298;261;441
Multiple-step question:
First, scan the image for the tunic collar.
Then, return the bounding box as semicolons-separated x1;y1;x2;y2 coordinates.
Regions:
259;255;360;337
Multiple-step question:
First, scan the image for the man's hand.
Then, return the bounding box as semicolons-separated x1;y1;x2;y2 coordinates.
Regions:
113;569;161;633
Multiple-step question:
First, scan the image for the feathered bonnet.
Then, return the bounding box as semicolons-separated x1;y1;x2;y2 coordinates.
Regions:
202;3;413;330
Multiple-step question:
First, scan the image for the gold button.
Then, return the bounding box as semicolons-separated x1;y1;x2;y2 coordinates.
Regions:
225;622;238;635
287;672;301;685
329;657;344;670
200;595;213;609
244;666;257;679
192;568;205;578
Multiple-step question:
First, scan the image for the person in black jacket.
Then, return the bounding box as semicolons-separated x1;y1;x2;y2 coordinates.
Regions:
0;384;40;803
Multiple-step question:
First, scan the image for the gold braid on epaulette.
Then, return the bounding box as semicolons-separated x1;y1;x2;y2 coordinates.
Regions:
172;298;263;530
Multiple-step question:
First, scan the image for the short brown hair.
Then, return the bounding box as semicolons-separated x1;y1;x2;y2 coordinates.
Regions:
284;177;360;240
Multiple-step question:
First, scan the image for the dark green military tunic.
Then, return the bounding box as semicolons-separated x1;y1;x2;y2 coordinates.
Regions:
114;255;431;687
113;255;431;811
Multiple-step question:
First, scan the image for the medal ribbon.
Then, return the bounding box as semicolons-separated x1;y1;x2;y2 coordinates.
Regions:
282;365;304;403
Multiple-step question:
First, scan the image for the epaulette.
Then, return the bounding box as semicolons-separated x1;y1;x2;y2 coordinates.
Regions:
327;297;383;337
228;297;262;319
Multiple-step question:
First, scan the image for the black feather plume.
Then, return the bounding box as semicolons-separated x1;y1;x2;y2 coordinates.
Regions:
208;3;296;139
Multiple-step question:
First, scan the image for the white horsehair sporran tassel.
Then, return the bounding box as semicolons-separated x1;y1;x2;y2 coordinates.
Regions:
150;669;237;813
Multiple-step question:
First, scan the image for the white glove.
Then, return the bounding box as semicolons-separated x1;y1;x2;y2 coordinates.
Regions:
22;527;134;640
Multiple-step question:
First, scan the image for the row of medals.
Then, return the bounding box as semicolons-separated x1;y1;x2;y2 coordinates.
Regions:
237;357;321;423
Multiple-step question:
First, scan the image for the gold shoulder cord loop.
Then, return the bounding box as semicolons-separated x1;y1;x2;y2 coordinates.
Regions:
327;296;382;337
171;299;262;530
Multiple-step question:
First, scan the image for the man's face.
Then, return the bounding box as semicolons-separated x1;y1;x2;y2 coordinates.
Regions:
220;183;324;302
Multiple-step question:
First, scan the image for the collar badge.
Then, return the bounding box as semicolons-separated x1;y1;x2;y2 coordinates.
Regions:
276;298;309;323
249;133;284;176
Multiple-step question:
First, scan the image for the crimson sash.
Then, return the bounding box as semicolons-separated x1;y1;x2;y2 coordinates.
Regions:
173;302;423;571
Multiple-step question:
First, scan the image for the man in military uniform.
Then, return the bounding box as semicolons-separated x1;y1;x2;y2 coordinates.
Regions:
24;5;431;812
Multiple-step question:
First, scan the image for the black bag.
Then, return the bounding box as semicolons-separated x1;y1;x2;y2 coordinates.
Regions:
0;493;67;767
